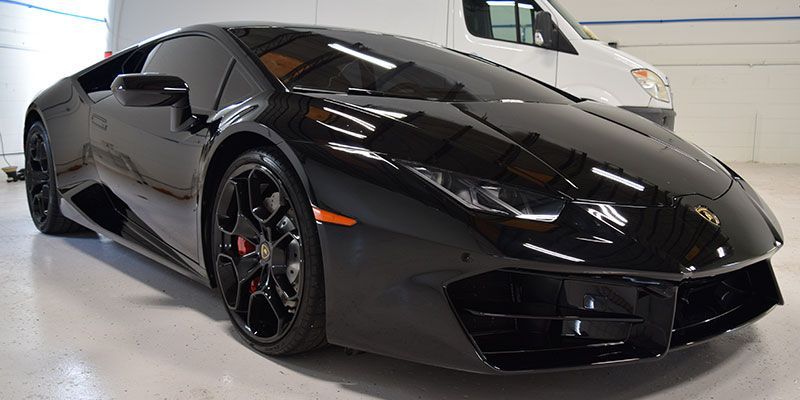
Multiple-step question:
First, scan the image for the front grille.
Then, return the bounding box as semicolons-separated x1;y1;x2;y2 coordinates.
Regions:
446;269;676;371
671;260;781;346
446;261;781;372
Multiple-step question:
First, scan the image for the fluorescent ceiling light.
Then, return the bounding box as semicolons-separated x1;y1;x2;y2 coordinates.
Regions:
323;107;376;130
317;121;367;139
361;107;407;119
523;243;585;263
328;43;396;69
517;213;560;222
591;167;645;192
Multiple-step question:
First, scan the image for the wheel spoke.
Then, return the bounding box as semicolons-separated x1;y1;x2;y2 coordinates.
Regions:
34;140;47;163
270;264;298;299
217;179;260;241
216;254;240;309
235;253;261;284
231;214;260;240
246;283;290;339
273;231;298;246
26;170;48;185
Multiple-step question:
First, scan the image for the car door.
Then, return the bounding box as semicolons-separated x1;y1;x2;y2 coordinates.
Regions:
89;34;236;265
453;0;558;85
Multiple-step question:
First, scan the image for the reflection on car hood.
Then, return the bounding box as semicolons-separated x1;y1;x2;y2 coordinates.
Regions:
277;93;733;207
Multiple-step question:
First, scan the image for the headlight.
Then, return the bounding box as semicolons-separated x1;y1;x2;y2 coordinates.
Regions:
631;69;670;103
401;162;566;222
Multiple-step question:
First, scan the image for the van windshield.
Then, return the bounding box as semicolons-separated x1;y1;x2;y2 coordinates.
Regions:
230;27;574;104
546;0;595;40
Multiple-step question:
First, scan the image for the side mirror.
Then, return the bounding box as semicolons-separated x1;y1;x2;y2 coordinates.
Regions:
534;11;554;48
110;73;197;131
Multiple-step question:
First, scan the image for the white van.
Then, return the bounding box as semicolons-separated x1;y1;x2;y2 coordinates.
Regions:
107;0;675;128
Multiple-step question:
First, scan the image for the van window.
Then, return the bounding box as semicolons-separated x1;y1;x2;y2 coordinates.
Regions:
464;0;545;46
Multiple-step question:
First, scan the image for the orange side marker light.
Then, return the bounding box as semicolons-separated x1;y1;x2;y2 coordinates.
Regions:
312;207;357;226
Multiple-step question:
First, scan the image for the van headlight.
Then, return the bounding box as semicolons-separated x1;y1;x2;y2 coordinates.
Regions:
631;69;670;103
401;162;566;222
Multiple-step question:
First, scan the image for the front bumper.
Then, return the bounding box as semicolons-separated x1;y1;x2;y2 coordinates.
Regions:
294;143;782;374
447;260;782;372
621;106;676;130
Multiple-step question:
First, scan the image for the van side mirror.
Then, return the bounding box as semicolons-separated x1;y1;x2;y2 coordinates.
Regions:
110;73;197;131
534;11;554;48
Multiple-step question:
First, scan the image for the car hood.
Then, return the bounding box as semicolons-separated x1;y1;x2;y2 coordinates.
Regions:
277;93;732;207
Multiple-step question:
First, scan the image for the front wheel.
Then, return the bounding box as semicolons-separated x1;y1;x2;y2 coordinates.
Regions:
24;121;84;234
210;148;326;355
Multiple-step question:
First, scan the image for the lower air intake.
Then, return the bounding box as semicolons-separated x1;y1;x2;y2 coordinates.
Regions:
446;269;676;371
446;261;781;372
671;260;781;346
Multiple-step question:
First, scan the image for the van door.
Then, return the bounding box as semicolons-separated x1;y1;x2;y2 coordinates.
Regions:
452;0;558;85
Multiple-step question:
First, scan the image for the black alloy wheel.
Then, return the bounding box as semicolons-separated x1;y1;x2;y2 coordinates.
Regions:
211;149;325;355
24;121;83;234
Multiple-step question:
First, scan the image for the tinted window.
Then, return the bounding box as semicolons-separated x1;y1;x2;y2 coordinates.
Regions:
218;62;257;107
230;27;571;104
464;0;545;45
78;45;155;101
143;35;231;111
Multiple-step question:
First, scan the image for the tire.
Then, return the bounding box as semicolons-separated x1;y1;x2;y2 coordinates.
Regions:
24;121;85;234
210;148;326;355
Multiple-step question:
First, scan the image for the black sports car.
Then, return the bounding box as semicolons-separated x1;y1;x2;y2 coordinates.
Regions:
24;24;783;373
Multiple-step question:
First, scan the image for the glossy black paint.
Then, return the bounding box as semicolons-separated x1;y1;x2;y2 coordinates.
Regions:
25;23;782;374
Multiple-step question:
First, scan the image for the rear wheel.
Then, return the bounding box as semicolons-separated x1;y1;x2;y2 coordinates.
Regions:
211;148;325;355
24;121;84;234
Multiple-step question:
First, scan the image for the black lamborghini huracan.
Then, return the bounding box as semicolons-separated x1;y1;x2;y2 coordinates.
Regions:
24;24;783;373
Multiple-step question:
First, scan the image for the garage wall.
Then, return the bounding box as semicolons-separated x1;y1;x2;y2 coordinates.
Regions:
0;0;107;168
106;0;317;52
562;0;800;163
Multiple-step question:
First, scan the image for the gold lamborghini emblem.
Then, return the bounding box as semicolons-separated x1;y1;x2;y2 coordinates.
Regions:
259;243;271;260
694;205;720;226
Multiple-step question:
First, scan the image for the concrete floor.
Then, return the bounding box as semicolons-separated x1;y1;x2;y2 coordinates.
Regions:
0;162;798;400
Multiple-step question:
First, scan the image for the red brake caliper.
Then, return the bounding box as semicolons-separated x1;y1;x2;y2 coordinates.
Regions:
236;236;254;256
236;237;259;293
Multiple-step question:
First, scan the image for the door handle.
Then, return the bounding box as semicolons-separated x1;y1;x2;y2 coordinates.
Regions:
91;114;107;130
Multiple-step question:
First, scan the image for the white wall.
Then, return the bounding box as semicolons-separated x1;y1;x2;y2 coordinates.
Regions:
561;0;800;163
107;0;317;52
0;0;107;168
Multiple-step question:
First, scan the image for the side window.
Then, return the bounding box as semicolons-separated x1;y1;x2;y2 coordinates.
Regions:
143;35;232;112
77;45;155;101
517;1;539;45
464;0;546;46
218;62;258;108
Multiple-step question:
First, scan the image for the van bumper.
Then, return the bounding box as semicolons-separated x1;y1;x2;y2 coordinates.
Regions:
620;106;676;130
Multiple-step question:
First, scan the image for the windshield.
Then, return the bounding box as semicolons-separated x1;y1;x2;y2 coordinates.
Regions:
546;0;594;40
230;27;573;104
